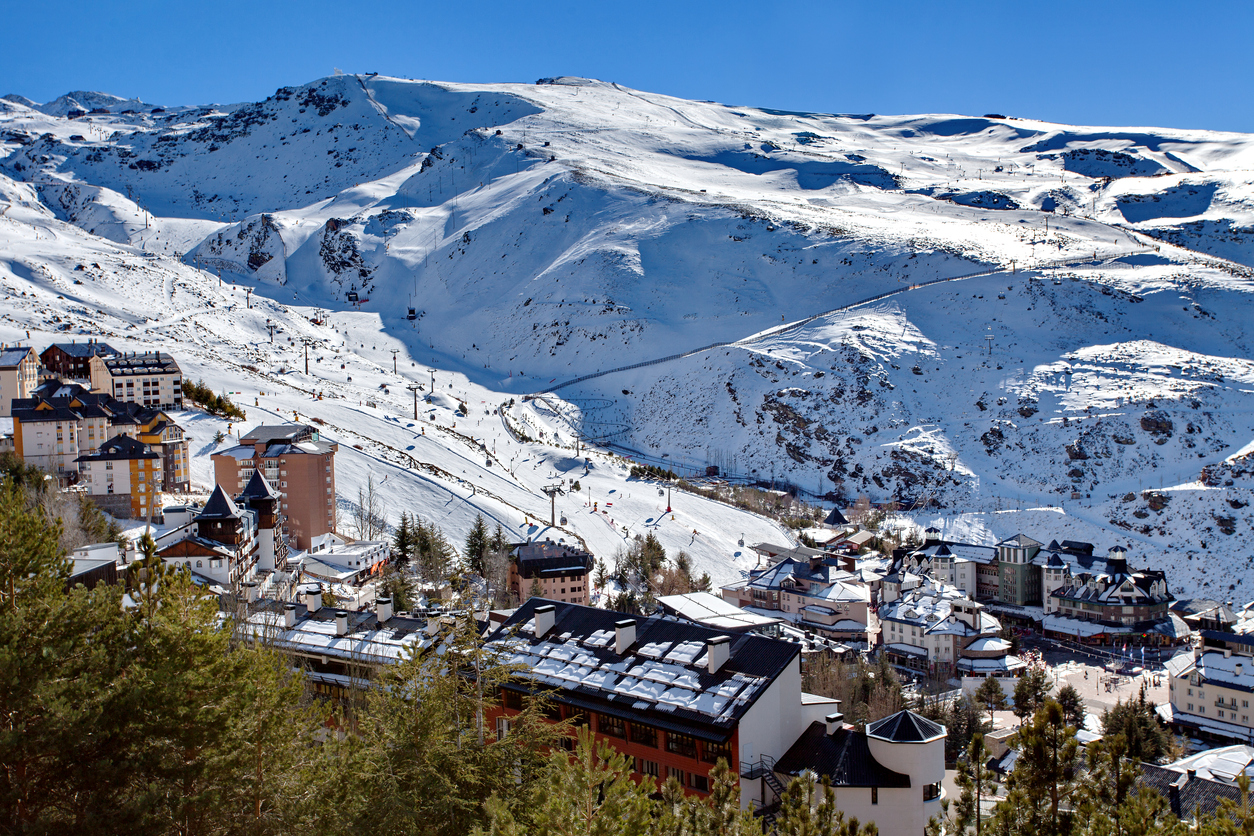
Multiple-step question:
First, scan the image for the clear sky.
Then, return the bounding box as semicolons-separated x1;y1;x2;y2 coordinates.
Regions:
3;0;1251;133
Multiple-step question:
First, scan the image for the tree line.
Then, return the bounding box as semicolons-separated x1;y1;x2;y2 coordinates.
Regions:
182;378;246;420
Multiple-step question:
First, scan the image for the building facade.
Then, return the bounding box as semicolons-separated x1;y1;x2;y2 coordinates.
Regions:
157;485;260;587
75;434;162;519
1165;631;1254;743
508;539;595;605
212;424;337;550
40;340;117;381
0;345;38;418
90;352;183;410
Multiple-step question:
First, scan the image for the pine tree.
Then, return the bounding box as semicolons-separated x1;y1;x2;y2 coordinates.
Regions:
776;774;879;835
953;733;995;836
976;675;1008;728
392;512;415;565
1056;683;1086;730
995;700;1079;836
1102;687;1170;763
465;513;489;577
1012;667;1051;725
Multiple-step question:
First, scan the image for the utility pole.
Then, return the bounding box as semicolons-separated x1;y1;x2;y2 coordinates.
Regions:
427;367;436;393
665;483;672;514
407;383;421;419
246;287;253;309
391;349;400;374
985;334;994;356
267;320;275;343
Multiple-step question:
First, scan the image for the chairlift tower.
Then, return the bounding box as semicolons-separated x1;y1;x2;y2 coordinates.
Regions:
407;384;422;419
542;483;564;527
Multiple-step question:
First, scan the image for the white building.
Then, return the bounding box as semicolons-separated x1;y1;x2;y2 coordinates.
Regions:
774;709;946;835
878;578;1020;678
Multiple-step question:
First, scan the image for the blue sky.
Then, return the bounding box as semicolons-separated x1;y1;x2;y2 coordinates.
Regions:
3;0;1250;132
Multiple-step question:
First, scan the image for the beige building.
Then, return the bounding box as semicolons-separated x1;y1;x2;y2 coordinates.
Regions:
90;352;183;410
212;424;337;550
75;434;161;519
508;539;594;605
1165;631;1254;742
0;345;38;417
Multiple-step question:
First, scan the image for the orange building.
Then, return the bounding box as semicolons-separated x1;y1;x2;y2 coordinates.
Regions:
508;539;594;605
74;434;162;519
212;424;337;550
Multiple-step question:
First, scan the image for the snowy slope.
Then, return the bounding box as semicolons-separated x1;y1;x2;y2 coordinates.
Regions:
1;74;1252;599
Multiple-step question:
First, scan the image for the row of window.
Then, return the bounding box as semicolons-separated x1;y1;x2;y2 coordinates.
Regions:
499;691;731;764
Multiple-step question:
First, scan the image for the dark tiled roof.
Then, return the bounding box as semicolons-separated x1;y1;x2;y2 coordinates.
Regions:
514;541;594;578
100;352;180;376
486;599;799;741
75;433;157;462
45;341;117;358
239;469;280;501
0;346;35;368
867;710;945;743
774;722;911;787
196;485;241;521
1138;763;1244;820
824;507;849;526
241;424;314;445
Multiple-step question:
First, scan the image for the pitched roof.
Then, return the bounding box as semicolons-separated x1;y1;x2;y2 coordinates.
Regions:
485;598;799;741
824;507;849;526
45;341;117;358
238;469;280;501
240;423;314;445
774;721;912;787
866;710;946;743
997;533;1043;548
0;345;34;368
75;433;158;462
196;485;241;521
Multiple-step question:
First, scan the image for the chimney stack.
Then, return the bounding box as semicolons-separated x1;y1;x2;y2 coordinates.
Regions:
825;712;845;735
335;610;349;637
534;604;556;638
242;581;258;603
615;619;636;654
376;597;393;623
306;589;322;614
284;603;297;629
706;635;731;673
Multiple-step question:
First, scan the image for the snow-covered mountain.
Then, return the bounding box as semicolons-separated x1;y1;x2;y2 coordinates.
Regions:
1;74;1251;600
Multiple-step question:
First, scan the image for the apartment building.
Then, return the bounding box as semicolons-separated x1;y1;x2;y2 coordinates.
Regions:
508;539;594;605
11;381;190;487
212;424;337;550
877;578;1020;678
40;340;117;381
0;345;38;417
74;434;162;519
721;556;871;642
1165;631;1254;743
90;351;183;410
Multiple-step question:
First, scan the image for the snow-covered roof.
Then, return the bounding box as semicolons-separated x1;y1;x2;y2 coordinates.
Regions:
657;592;781;632
486;599;799;740
1165;746;1254;784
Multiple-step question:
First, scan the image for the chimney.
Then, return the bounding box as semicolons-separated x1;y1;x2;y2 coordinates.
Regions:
706;635;731;673
1225;648;1233;659
534;604;556;638
1236;663;1244;675
335;610;349;637
615;619;636;654
424;618;441;636
825;712;845;735
306;589;322;613
242;581;258;603
284;603;297;629
376;596;393;623
810;555;823;573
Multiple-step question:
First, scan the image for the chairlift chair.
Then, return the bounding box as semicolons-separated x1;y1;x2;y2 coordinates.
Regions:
407;307;417;320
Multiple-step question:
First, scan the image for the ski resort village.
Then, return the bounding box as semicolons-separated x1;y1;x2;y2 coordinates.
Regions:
3;72;1254;833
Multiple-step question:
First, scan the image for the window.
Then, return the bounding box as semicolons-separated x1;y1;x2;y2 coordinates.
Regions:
495;717;511;742
666;732;697;759
702;739;731;764
564;707;588;726
501;689;523;710
668;766;685;784
629;723;658;748
196;561;202;568
690;774;709;793
924;782;941;801
635;758;660;778
597;714;626;739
